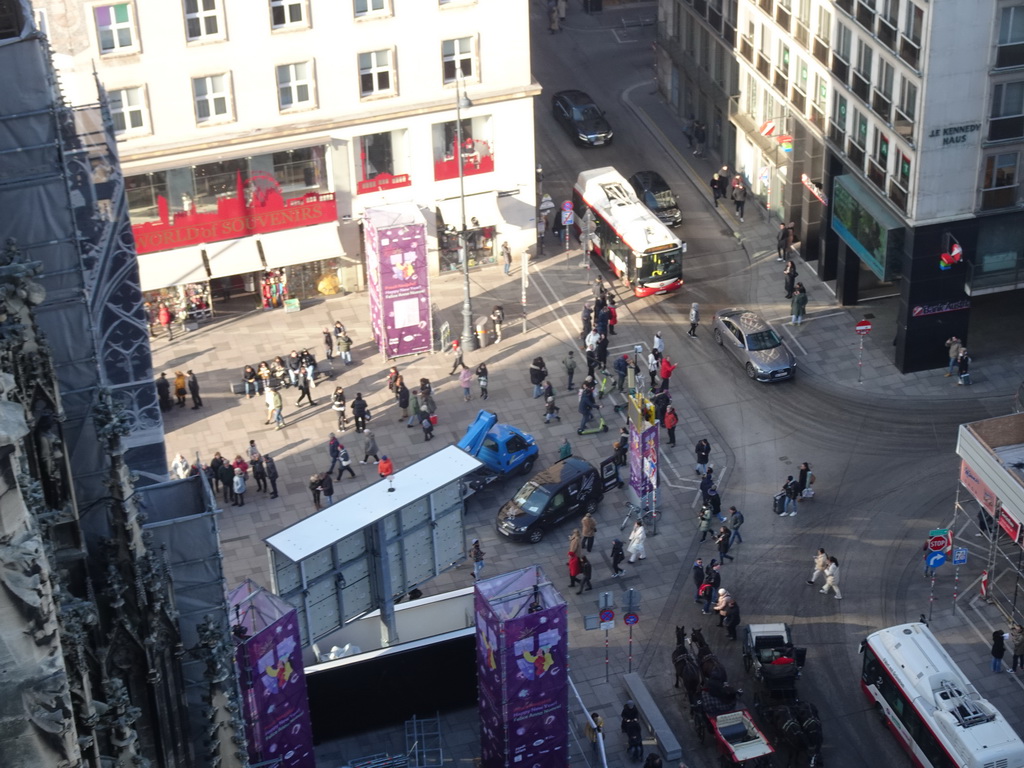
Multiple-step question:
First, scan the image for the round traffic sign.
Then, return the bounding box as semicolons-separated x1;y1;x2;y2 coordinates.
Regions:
624;612;639;626
855;319;872;336
600;609;614;622
927;551;946;568
562;200;574;212
928;535;946;552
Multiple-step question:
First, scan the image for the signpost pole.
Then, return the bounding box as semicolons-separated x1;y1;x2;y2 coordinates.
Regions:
521;252;529;335
855;319;872;384
605;627;610;683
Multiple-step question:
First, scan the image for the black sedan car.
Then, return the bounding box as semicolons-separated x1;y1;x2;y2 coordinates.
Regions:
496;458;604;543
551;90;614;147
628;171;682;227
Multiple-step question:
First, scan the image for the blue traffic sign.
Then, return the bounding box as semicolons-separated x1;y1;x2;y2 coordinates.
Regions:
953;547;968;566
927;551;946;569
624;612;639;625
561;211;574;226
600;609;614;622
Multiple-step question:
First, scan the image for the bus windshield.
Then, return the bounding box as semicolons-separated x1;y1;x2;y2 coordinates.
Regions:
636;247;682;283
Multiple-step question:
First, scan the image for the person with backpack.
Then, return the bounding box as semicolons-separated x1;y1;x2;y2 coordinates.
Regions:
335;443;355;480
331;386;347;431
727;506;744;546
264;454;279;498
562;350;577;392
698;505;714;542
420;410;435;442
691;557;705;602
663;405;679;447
715;526;734;563
490;305;505;342
700;560;721;614
782;475;801;516
337;329;353;365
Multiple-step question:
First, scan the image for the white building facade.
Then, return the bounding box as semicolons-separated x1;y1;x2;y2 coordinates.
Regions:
658;0;1024;372
40;0;539;317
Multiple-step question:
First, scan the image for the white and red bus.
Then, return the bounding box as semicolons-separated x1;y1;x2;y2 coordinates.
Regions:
860;622;1024;768
572;167;685;298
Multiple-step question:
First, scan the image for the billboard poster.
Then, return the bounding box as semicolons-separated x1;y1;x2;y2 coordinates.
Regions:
475;590;504;768
365;206;432;358
365;215;384;351
629;421;659;498
960;460;998;515
236;611;315;768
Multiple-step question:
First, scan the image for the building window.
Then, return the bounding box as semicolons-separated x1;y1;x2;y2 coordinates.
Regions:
897;153;910;189
816;6;831;43
896;76;917;140
903;2;922;44
852;109;868;147
359;50;394;97
355;131;411;193
277;62;314;109
982;152;1019;209
835;22;851;61
814;73;827;109
109;87;148;134
874;130;889;166
270;147;328;193
184;0;223;42
94;3;136;53
990;81;1024;140
193;74;231;123
354;0;387;16
794;56;808;92
271;0;306;28
855;39;873;79
432;115;492;181
442;37;474;83
998;6;1024;68
778;42;790;76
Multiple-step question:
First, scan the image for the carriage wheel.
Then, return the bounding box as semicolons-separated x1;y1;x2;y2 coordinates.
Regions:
743;653;753;673
692;711;706;743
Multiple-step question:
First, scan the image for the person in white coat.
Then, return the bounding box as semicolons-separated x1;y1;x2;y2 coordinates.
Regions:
652;331;665;356
171;453;190;480
627;520;647;563
820;556;842;599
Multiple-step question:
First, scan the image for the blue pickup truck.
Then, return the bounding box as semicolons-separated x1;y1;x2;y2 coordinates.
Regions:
457;410;539;493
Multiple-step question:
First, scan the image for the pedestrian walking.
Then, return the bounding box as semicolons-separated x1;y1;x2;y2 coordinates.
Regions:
691;557;705;601
715;526;734;562
723;599;741;640
695;438;711;476
308;474;322;510
713;588;732;626
501;241;512;276
664;406;678;447
806;548;829;585
688;302;700;337
709;173;727;207
944;335;963;376
187;370;202;408
611;538;625;576
791;284;808;325
1010;624;1024;673
624;717;643;762
361;430;379;464
337;328;353;365
820;556;842;599
351;393;368;433
420;410;435;441
378;455;394;479
543;396;561;423
992;629;1008;672
295;370;315;406
658;356;677;392
627;520;647;562
232;468;246;507
578;386;598;431
561;350;577;391
783;259;798;298
568;549;582;587
957;348;972;385
584;712;603;754
322;326;334;363
270;387;285;429
727;506;744;546
530;357;548;398
548;0;560;34
331;386;347;431
459;366;474;402
700;562;721;614
731;178;747;221
218;461;234;504
776;223;791;261
475;362;489;400
647;348;661;388
782;476;800;516
320;472;335;506
251;454;267;493
576;556;593;593
158;302;174;339
471;539;485;580
449;339;464;375
692;120;706;156
568;527;582;557
581;511;597;552
336;443;355;479
264;454;279;498
396;377;411;418
797;462;815;499
173;371;187;408
698;506;713;542
490;305;504;342
580;303;592;342
327;433;342;475
613;354;629;393
707;485;723;520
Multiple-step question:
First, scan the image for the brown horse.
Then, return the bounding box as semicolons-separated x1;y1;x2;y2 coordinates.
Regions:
690;627;728;683
672;626;701;707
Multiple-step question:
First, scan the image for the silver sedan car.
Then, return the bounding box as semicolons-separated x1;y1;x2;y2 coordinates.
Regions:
711;308;796;382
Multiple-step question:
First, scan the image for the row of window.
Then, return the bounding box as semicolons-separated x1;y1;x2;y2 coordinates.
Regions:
107;39;476;132
93;0;472;54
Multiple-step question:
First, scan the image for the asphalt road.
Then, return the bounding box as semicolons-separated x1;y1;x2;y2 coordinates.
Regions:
527;7;1014;768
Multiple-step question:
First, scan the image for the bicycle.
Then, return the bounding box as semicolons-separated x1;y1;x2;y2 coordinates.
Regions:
620;500;657;531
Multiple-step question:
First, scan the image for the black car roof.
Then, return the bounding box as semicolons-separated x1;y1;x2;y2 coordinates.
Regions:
629;170;668;190
554;89;596;107
528;457;595;490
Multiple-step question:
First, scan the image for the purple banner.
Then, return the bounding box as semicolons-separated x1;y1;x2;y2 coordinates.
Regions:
364;206;432;358
629;422;659;498
236;611;315;768
476;571;568;768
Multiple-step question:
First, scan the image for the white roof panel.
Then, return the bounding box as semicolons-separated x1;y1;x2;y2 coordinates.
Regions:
265;445;482;562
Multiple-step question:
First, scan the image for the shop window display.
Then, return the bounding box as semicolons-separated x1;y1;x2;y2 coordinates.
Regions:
437;214;495;272
142;281;212;334
432;116;493;181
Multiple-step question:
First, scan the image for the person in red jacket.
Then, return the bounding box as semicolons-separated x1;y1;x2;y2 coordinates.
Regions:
607;296;618;335
378;455;394;480
158;303;174;340
664;406;679;447
568;549;582;589
658;356;678;393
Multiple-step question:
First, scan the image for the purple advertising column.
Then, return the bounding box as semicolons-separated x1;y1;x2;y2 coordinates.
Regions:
629;421;659;498
364;205;433;358
230;581;315;768
476;567;568;768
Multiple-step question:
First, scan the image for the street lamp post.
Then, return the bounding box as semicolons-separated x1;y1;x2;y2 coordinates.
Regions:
455;75;477;351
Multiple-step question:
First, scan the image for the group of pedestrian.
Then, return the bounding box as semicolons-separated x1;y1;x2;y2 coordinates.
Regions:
806;547;842;599
547;0;567;33
692;558;740;638
156;370;202;412
944;335;972;385
708;171;748;221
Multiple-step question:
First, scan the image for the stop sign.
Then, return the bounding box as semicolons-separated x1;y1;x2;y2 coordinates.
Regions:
855;319;872;335
928;535;946;552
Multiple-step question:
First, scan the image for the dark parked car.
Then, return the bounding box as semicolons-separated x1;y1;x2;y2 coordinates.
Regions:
496;458;604;543
551;90;614;147
628;171;682;227
711;308;797;382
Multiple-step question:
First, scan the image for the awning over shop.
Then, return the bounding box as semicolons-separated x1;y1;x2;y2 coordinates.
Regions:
137;246;208;291
204;237;264;279
258;222;343;269
435;191;504;232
